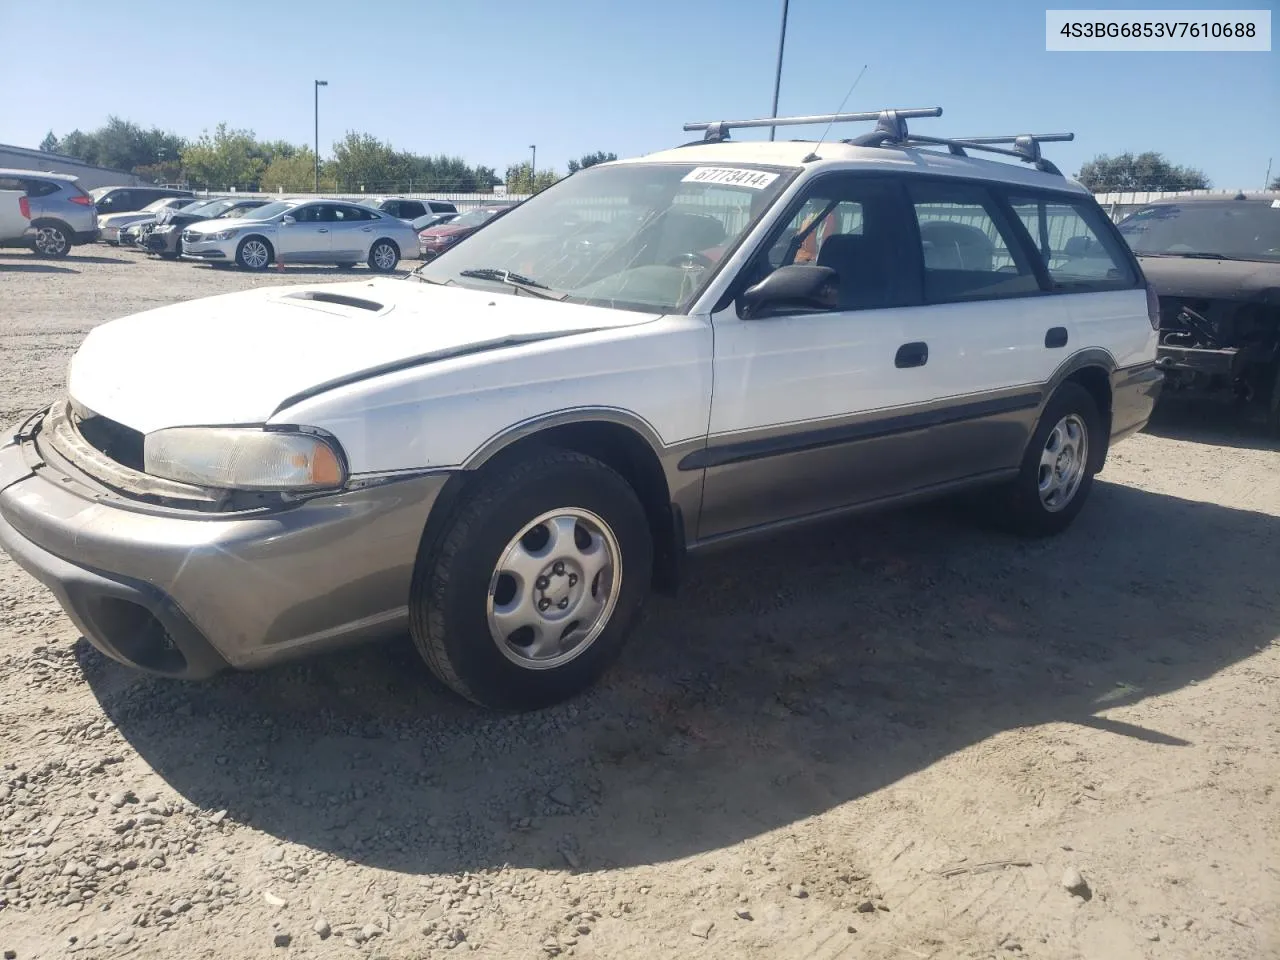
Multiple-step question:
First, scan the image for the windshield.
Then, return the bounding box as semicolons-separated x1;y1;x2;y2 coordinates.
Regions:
178;198;220;215
142;198;175;212
415;163;795;312
1119;201;1280;262
241;200;297;220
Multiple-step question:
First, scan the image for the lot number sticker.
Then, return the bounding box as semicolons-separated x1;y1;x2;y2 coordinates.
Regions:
682;167;779;189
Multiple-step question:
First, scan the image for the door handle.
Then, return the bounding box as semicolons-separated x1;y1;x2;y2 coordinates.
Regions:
895;341;929;369
317;228;329;233
362;227;373;232
1044;326;1068;348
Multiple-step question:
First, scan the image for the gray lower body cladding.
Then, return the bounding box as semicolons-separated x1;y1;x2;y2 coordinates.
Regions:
0;427;447;678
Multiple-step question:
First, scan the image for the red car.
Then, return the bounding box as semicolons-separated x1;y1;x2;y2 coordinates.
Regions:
418;202;518;260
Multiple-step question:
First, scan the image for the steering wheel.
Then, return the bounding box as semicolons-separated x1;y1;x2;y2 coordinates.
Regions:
666;251;715;269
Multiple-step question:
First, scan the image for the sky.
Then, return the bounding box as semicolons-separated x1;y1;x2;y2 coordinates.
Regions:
1;0;1276;188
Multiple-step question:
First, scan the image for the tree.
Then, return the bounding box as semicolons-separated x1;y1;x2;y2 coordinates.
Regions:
1270;175;1280;191
566;151;617;174
1076;152;1210;192
39;132;59;153
504;162;560;194
181;124;265;190
56;130;97;165
262;148;335;192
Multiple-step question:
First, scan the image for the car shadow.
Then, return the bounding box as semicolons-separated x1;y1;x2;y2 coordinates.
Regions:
80;480;1278;874
1147;395;1280;452
0;262;79;275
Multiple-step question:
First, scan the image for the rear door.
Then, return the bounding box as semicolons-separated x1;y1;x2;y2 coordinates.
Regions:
329;203;379;261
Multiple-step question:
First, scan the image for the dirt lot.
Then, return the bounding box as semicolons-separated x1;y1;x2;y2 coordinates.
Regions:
1;246;1277;960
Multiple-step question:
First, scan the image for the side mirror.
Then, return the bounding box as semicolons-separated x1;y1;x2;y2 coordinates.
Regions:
281;215;296;226
739;264;839;319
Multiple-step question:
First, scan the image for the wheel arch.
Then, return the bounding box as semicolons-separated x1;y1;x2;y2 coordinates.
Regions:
1039;349;1117;468
237;233;274;263
456;409;685;593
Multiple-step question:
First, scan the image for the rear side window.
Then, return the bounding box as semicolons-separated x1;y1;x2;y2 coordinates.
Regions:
1010;194;1137;290
22;179;62;197
400;201;426;218
428;200;457;214
907;181;1040;302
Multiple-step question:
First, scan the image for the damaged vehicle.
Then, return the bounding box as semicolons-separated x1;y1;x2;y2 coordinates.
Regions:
1118;193;1280;430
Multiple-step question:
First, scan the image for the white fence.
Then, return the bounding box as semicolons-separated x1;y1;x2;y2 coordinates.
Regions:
1094;188;1279;222
195;189;532;210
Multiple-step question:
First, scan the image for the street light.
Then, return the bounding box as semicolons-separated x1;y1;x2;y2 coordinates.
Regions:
529;145;536;192
768;0;790;141
314;80;328;193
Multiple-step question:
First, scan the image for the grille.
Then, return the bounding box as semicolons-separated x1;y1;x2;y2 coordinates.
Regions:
73;411;145;471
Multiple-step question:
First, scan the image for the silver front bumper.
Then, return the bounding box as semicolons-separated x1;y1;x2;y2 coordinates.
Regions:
0;412;448;676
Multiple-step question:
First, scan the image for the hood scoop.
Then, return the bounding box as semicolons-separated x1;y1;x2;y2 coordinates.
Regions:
278;289;389;314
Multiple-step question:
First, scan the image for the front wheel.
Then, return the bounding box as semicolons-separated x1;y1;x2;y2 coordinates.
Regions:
32;224;71;258
235;236;272;270
410;449;652;710
1000;382;1103;537
367;239;399;273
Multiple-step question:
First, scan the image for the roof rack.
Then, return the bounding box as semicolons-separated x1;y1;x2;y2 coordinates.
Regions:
678;108;1073;176
681;107;943;144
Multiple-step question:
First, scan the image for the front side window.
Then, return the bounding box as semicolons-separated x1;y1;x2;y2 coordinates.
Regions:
746;176;912;312
1010;194;1137;289
908;181;1040;302
414;162;796;312
1118;201;1280;263
243;201;297;221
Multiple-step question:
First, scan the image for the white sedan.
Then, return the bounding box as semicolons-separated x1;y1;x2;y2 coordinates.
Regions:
181;198;421;272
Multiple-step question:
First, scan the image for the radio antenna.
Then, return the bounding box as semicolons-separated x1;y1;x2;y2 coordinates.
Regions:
802;64;868;162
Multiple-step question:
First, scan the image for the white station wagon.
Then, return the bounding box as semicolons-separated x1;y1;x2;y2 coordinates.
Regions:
0;108;1163;710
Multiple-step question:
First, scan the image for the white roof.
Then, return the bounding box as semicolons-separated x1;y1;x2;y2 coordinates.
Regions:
617;139;1089;195
0;167;81;182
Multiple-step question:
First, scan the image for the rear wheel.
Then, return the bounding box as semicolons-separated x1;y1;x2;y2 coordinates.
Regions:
32;223;71;258
368;239;399;273
999;382;1103;537
235;236;272;270
410;449;652;710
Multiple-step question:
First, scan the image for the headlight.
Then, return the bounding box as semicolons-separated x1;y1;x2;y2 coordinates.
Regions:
154;224;175;233
207;228;238;241
143;427;346;491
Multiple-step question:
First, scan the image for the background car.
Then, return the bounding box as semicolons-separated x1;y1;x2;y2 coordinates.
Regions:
361;196;457;220
1118;193;1280;429
0;168;98;257
89;185;193;216
181;197;420;271
99;197;200;244
410;210;460;232
417;202;517;260
145;197;271;259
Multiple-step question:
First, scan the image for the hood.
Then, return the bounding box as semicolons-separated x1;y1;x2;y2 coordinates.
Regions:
67;278;662;433
1139;256;1280;304
420;223;470;239
99;211;153;228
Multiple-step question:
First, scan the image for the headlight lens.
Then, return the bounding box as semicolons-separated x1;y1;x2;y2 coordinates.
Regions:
154;224;175;233
143;428;346;491
208;228;238;241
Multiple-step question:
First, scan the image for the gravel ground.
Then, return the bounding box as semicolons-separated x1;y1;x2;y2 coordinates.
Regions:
1;245;1278;960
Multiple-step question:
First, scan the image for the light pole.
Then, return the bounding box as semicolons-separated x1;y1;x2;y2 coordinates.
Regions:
528;145;536;192
314;80;328;193
768;0;790;141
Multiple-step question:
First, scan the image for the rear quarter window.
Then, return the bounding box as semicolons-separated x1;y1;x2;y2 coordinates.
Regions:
1009;193;1138;291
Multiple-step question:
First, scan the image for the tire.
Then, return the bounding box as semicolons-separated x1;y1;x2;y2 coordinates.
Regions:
335;262;357;270
367;239;399;273
1266;361;1280;436
1000;382;1103;537
410;448;653;711
31;223;71;258
159;236;184;261
235;235;273;270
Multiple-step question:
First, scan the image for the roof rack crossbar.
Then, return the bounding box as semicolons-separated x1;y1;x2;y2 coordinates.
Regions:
847;129;1073;176
682;107;942;142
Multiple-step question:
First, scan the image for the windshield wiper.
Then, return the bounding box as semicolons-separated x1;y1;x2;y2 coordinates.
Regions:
1146;251;1229;260
457;268;569;300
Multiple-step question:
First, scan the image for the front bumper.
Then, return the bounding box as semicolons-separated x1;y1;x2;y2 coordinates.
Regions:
0;415;449;678
181;238;234;261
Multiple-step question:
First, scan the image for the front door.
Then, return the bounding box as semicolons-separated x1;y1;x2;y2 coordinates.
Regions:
276;203;334;262
697;175;945;539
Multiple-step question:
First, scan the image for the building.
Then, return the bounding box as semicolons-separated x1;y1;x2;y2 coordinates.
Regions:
0;143;145;190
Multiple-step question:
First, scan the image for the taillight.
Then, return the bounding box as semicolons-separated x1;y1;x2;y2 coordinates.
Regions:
68;194;93;206
18;197;30;219
1145;283;1160;331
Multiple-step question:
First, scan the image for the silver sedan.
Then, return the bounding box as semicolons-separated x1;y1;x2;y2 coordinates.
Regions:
180;198;421;272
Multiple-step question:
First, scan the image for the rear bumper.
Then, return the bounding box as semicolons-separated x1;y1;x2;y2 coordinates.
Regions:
0;418;450;678
1109;361;1164;444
